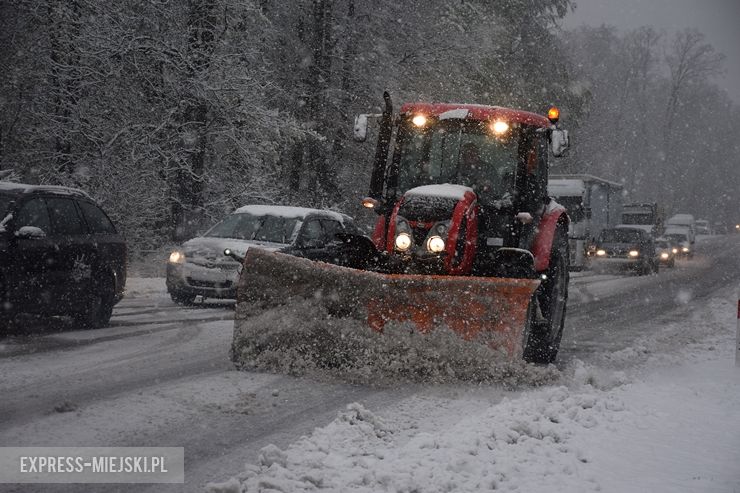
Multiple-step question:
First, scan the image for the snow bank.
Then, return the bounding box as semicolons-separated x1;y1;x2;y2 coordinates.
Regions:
214;293;740;492
232;299;558;387
207;384;625;492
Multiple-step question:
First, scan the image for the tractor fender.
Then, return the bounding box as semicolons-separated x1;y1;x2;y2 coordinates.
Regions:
385;197;406;253
371;215;387;250
532;200;569;272
444;190;478;275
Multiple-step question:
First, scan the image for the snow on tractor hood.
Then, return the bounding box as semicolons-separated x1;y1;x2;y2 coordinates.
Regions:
399;184;475;222
181;236;285;263
404;184;474;200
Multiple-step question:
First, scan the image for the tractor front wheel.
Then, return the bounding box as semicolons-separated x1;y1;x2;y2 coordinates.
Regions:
523;225;569;364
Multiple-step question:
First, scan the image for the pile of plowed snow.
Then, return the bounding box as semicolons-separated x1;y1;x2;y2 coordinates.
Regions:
206;387;622;493
231;300;558;387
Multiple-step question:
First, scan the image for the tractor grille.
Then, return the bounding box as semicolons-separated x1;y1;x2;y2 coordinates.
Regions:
412;226;430;247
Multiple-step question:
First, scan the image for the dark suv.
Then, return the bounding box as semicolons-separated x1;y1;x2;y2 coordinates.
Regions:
589;226;659;275
0;182;127;329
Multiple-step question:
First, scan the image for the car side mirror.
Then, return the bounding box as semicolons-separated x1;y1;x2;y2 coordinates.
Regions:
15;226;47;239
223;248;245;263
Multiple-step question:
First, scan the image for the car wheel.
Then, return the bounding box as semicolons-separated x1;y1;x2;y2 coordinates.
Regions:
170;291;197;306
75;275;116;329
524;225;569;364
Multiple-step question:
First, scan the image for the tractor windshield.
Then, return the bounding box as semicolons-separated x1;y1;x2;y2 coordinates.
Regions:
393;119;522;198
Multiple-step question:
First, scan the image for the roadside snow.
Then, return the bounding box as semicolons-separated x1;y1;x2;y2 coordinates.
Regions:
210;294;740;492
124;277;168;298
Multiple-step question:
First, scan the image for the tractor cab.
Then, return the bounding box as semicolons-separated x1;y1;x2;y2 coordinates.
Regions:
356;95;569;277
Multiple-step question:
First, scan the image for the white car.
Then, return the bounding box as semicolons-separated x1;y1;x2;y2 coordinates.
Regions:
166;205;372;304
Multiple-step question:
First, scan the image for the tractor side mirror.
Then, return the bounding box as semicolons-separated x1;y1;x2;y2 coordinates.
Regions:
353;114;369;142
550;128;570;157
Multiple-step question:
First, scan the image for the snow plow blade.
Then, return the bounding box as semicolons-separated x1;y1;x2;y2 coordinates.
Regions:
236;249;541;361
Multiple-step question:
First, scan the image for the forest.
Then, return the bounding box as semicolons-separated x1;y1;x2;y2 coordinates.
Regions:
1;0;737;250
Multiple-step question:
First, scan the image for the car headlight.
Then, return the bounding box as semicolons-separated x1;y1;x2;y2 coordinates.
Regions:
395;232;412;251
660;252;669;259
596;249;606;256
672;248;678;254
169;251;185;263
628;250;639;257
682;246;689;252
426;235;446;253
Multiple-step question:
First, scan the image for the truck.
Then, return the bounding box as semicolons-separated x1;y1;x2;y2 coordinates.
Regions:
234;93;572;364
548;174;623;270
665;213;696;256
620;202;664;237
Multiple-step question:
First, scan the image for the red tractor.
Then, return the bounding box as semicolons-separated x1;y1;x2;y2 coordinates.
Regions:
237;93;571;364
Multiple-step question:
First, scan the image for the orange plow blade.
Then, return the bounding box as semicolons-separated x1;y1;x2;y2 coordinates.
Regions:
237;249;540;361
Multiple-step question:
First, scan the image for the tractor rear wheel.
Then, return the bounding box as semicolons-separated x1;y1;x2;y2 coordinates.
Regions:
523;225;569;364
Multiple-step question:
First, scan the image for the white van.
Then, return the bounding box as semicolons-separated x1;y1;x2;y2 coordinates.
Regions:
666;214;696;237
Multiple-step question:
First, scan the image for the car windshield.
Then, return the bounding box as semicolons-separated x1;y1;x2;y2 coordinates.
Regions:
621;213;654;224
664;233;688;243
599;229;642;243
205;213;300;244
394;119;523;196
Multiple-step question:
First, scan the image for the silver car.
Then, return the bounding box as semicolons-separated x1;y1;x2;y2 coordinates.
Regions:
166;205;370;304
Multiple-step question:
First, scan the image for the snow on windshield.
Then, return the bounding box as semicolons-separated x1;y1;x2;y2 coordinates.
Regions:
205;213;300;244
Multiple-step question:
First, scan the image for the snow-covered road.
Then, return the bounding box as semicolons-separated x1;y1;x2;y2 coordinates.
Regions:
1;235;739;492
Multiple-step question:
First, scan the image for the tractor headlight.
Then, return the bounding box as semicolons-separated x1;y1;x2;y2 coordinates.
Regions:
491;120;510;134
596;249;606;256
426;235;446;253
628;250;639;258
672;247;678;254
169;250;185;264
395;232;412;251
660;252;669;259
682;246;689;253
412;114;427;127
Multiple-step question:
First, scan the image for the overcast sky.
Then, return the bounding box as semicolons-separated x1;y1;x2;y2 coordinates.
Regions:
561;0;740;102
